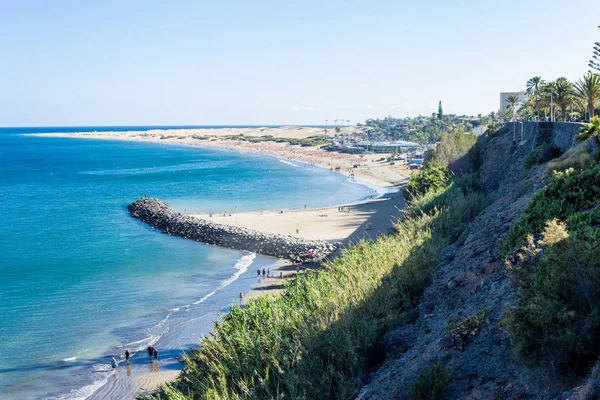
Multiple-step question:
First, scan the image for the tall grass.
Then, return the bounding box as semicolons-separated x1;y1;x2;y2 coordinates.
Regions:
148;184;485;400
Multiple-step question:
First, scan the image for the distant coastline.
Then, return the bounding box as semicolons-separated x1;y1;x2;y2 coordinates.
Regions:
27;125;407;188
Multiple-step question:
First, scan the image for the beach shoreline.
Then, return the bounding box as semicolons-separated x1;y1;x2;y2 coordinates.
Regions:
27;126;409;189
31;127;409;399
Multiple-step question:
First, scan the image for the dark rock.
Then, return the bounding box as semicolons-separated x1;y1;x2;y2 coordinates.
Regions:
128;197;334;261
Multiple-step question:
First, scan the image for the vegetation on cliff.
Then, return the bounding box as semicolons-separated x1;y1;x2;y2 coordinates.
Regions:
404;127;480;200
502;165;600;256
503;164;600;374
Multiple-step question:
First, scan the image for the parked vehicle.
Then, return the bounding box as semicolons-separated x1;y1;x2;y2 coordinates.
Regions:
409;159;423;170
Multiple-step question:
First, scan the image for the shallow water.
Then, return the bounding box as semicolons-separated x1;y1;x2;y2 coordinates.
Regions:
0;129;374;399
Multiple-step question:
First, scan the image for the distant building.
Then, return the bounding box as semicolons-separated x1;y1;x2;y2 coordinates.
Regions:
500;91;529;111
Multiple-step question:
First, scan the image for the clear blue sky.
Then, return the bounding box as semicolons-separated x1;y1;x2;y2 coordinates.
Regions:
1;0;599;126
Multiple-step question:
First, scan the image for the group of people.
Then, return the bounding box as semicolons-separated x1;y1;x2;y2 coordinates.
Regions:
257;267;274;278
110;345;159;371
110;348;132;370
147;345;159;362
256;267;285;280
521;115;579;123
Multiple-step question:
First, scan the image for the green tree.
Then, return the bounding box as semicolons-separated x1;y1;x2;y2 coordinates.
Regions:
575;72;600;120
438;101;443;120
518;104;535;121
576;115;600;160
505;94;520;119
549;77;576;122
526;76;545;116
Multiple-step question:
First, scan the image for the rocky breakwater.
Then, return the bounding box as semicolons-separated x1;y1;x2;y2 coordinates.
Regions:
128;197;336;262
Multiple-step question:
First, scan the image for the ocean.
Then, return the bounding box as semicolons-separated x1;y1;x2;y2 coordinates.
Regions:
0;127;375;399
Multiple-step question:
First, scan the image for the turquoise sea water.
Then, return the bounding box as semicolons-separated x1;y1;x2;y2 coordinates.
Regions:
0;128;374;399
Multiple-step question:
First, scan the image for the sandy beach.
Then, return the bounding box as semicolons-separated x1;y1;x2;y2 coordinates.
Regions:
33;126;409;397
224;194;406;303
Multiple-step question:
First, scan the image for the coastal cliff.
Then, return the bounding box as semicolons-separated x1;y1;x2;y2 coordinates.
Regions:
142;122;600;400
128;197;335;261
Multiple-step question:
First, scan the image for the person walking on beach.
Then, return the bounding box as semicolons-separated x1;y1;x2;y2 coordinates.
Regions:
147;346;154;361
262;268;266;277
125;349;130;364
153;348;158;361
239;292;243;303
111;357;118;369
257;269;261;277
267;268;271;278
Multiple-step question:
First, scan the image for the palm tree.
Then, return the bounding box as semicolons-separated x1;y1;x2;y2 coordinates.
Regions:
576;116;600;160
550;78;576;121
505;94;520;119
526;76;545;116
575;72;600;120
538;82;557;121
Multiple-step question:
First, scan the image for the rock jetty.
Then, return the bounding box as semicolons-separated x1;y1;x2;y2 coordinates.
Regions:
128;197;336;261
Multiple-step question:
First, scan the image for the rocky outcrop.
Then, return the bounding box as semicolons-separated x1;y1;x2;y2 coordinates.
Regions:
128;197;335;261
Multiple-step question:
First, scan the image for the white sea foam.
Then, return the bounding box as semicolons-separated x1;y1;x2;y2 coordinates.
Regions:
192;252;256;305
48;364;110;400
53;252;256;400
278;159;299;167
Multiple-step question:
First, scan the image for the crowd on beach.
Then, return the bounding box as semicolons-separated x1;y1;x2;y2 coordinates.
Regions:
192;138;369;170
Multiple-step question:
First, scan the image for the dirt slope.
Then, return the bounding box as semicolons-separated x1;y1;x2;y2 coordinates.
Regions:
357;131;575;399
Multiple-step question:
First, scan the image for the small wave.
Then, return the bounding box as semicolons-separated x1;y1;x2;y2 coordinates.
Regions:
55;253;256;400
121;252;255;353
78;160;233;176
192;252;256;305
278;159;299;167
61;357;77;362
48;363;111;400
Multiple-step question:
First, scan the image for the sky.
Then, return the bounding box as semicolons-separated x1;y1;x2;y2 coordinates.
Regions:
0;0;599;126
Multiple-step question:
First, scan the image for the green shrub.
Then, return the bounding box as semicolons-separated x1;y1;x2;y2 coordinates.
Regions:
408;361;452;400
148;183;486;400
546;146;594;175
524;143;563;169
427;128;478;173
502;218;600;369
403;165;450;201
452;172;482;195
502;165;600;256
449;309;486;350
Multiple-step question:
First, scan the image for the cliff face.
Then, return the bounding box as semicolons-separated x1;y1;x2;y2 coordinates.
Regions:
357;123;596;399
128;197;335;261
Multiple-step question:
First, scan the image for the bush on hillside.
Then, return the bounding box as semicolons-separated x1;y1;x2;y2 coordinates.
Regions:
148;182;486;400
452;172;482;195
408;361;453;400
403;165;449;201
546;145;594;175
503;217;600;369
502;165;600;256
427;127;479;174
524;143;563;170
